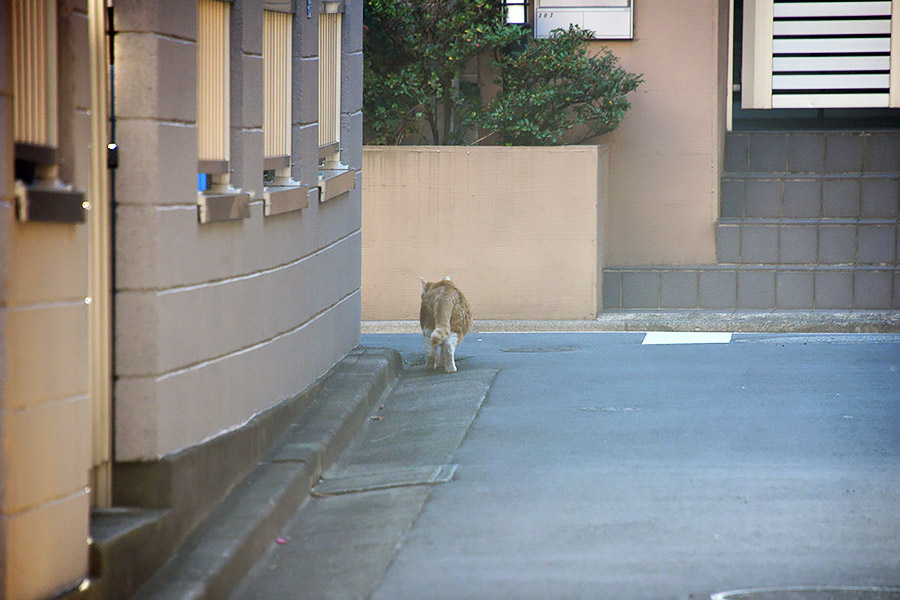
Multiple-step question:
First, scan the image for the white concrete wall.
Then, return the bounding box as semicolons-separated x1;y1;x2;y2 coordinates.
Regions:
113;0;363;461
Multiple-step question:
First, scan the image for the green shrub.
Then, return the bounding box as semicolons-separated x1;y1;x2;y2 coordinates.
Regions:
480;25;643;145
363;2;642;146
363;0;524;145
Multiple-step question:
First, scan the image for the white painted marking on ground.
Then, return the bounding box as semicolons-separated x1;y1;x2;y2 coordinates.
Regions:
641;332;733;345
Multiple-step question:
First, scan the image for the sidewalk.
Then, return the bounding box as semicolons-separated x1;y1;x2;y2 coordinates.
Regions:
231;366;498;599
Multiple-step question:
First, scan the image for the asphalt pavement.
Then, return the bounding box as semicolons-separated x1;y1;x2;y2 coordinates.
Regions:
232;331;900;600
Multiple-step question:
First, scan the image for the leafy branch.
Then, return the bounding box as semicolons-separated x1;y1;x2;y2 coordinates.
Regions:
363;3;642;146
363;0;524;145
480;25;643;145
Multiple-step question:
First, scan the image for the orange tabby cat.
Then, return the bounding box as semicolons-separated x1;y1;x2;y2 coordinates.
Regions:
419;276;473;373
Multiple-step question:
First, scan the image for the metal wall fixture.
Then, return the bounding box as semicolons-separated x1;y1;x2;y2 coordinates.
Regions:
534;0;634;40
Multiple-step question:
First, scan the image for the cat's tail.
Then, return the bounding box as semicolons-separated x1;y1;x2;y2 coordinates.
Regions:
430;294;453;347
430;326;449;347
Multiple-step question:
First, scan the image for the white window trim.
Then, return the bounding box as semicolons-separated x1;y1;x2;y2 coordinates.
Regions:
742;0;900;109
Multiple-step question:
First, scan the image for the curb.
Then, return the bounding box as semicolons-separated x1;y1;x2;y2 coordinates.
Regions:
363;310;900;334
130;347;404;600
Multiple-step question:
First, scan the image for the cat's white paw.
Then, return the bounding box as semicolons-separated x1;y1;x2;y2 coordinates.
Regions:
444;363;457;373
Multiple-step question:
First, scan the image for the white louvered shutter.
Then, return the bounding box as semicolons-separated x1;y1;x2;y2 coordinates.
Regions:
743;0;900;109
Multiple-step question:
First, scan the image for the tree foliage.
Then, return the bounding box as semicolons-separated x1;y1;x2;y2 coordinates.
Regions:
363;2;643;146
363;0;524;145
480;25;643;145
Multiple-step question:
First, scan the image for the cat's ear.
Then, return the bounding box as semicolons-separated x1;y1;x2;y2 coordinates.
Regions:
420;276;427;292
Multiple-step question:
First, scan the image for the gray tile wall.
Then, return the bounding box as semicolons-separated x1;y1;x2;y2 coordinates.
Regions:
604;131;899;311
660;271;698;309
715;221;898;266
776;270;814;309
604;265;899;310
854;269;893;309
721;175;897;220
699;270;737;309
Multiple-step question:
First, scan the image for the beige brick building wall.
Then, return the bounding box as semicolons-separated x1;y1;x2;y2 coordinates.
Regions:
1;0;364;597
112;0;363;462
1;2;93;598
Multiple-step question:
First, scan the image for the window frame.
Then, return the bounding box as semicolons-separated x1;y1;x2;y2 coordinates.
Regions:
197;0;232;190
317;6;342;168
263;7;292;174
262;3;310;216
196;0;251;224
504;0;531;25
316;0;356;202
12;0;86;223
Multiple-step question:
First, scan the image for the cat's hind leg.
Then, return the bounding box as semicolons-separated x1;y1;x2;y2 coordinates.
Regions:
423;329;437;369
441;333;459;373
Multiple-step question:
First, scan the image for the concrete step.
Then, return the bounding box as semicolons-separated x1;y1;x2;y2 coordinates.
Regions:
127;348;403;600
716;219;899;266
130;439;324;600
75;348;402;600
724;131;900;176
603;265;900;311
81;508;171;600
721;174;899;220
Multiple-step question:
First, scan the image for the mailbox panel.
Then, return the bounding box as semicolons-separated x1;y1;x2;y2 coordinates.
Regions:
534;0;633;39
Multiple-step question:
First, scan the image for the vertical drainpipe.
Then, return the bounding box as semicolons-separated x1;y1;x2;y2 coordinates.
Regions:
107;0;118;481
88;0;113;508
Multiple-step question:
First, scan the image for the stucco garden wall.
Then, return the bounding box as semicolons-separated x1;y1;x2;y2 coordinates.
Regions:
362;145;608;320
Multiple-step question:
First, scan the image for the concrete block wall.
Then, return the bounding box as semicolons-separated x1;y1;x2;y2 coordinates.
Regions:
605;264;898;310
1;3;93;599
341;1;363;177
604;131;900;311
113;0;362;462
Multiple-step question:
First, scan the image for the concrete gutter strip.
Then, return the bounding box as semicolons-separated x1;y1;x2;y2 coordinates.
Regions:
130;347;403;600
363;311;900;334
710;587;900;600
